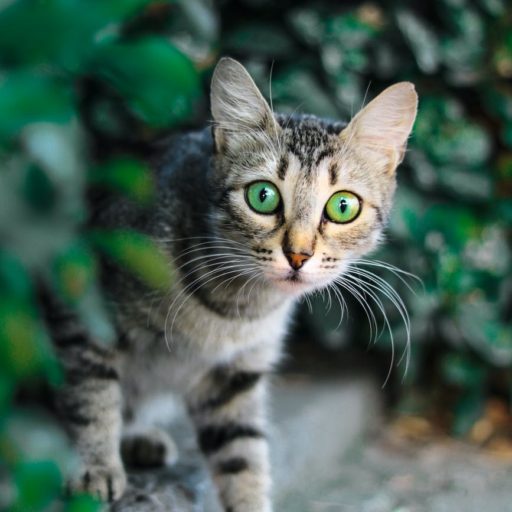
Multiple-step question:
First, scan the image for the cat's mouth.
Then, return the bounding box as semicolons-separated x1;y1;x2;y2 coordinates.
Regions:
286;272;301;282
264;264;341;295
268;270;316;294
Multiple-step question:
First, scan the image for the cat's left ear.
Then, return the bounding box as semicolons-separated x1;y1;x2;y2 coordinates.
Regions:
211;57;278;153
341;82;418;172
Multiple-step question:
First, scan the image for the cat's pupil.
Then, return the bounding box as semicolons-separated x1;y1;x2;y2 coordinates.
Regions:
259;188;268;202
339;199;347;213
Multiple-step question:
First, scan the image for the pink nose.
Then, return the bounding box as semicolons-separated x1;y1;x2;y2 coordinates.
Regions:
285;252;312;270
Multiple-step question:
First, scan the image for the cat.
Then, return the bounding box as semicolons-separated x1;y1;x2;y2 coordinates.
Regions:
50;57;417;511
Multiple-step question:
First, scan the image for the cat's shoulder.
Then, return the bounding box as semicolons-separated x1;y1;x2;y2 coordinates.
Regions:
152;128;213;183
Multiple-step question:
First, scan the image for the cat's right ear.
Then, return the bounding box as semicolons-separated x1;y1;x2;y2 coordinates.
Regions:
211;57;278;153
340;82;418;173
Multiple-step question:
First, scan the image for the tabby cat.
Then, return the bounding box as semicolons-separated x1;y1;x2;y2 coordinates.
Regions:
51;57;417;511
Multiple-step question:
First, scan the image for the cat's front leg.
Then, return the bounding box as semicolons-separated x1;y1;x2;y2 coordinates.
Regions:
187;359;272;512
55;341;126;502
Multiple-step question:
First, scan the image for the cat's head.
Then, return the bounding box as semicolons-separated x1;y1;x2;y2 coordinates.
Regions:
210;57;417;296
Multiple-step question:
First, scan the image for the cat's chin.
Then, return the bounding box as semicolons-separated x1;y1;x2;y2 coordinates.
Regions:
266;274;320;296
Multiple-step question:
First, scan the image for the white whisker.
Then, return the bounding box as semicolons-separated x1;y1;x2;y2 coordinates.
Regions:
342;262;412;385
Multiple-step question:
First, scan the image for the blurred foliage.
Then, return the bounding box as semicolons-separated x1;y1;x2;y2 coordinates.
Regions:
0;0;207;508
1;0;512;507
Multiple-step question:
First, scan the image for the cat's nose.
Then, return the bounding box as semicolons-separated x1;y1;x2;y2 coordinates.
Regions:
285;251;312;270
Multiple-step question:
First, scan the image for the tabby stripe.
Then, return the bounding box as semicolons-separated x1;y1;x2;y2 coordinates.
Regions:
370;204;384;225
315;147;334;166
202;371;262;410
63;407;92;426
199;424;264;455
216;457;249;475
67;362;119;384
53;332;88;348
54;334;113;358
217;186;236;208
107;475;115;502
256;113;270;132
328;162;338;185
277;154;289;180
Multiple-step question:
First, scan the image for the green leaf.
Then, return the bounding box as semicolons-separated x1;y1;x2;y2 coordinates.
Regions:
22;164;57;214
90;157;155;204
0;251;33;299
0;0;79;67
91;0;155;19
0;0;154;68
175;0;219;43
0;409;76;474
287;8;324;46
12;460;61;511
90;229;173;290
456;300;512;365
0;72;74;142
324;12;379;48
483;86;512;121
396;9;440;74
331;71;364;113
478;0;506;16
225;23;296;56
0;372;14;414
91;38;201;128
502;121;512;148
0;296;57;381
439;7;485;83
435;165;494;201
419;205;479;251
452;389;485;437
495;198;512;223
65;494;103;512
52;241;97;304
74;284;117;346
441;352;487;389
273;67;340;118
414;96;491;167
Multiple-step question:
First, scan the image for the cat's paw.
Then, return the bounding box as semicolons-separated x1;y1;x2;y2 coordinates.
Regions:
121;427;178;468
70;464;127;502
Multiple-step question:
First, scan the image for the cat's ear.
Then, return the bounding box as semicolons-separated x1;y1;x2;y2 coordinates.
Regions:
341;82;418;172
211;57;278;153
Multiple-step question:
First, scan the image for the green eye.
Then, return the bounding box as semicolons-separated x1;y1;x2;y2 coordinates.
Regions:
325;191;361;223
246;181;281;214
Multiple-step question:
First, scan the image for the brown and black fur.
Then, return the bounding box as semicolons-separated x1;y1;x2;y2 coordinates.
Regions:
51;58;417;511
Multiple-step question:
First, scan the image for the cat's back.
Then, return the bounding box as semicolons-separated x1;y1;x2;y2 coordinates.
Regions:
153;127;214;195
94;128;213;236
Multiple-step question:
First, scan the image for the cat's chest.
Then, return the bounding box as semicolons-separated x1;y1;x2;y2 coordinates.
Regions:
137;285;294;358
121;341;206;403
119;295;295;400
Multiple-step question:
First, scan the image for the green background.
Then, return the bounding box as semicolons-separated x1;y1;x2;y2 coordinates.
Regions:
0;0;511;508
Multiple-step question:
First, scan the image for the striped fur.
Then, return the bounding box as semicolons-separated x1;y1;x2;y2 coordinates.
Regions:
50;58;417;510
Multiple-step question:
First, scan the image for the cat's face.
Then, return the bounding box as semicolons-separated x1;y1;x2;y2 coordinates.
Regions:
210;58;417;296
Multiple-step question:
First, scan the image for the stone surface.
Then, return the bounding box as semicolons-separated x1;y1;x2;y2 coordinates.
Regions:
272;376;380;509
303;434;512;512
